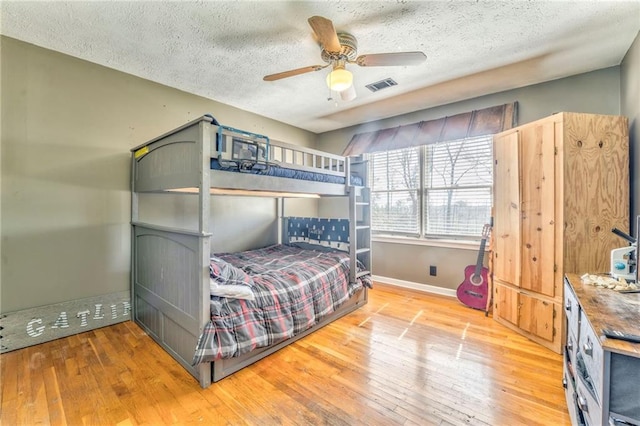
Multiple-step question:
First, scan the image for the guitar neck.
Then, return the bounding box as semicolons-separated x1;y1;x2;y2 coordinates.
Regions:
474;238;487;276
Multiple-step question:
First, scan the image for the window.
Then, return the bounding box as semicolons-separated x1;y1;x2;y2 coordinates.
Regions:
370;147;421;235
368;135;493;240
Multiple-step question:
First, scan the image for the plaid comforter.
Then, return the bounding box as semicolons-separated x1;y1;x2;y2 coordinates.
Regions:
192;244;372;364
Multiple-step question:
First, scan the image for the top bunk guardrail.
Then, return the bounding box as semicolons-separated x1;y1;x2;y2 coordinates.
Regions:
214;123;347;177
131;115;364;195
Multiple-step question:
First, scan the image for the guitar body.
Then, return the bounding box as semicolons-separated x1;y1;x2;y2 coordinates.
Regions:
457;223;491;311
456;264;489;310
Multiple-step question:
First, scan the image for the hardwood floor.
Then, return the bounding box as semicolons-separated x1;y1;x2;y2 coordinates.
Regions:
1;283;570;425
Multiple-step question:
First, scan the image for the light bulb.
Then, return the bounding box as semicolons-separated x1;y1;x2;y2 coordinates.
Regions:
326;68;353;92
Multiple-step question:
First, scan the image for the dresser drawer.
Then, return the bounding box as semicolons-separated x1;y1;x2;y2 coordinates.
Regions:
563;363;584;426
564;280;580;336
566;331;578;374
576;377;603;426
578;311;604;402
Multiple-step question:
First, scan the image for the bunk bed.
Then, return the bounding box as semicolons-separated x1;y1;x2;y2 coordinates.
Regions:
130;115;372;388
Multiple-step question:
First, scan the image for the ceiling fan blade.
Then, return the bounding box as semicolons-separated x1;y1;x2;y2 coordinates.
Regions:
263;65;327;81
308;16;342;53
355;51;427;67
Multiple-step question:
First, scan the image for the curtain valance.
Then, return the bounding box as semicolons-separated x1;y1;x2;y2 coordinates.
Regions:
342;102;518;156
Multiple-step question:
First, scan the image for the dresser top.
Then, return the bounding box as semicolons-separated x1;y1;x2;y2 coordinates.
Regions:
565;273;640;358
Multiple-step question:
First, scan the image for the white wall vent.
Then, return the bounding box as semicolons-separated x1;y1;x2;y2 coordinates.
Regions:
365;78;398;92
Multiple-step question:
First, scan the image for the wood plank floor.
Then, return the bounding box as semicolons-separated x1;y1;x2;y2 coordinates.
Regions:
1;283;570;425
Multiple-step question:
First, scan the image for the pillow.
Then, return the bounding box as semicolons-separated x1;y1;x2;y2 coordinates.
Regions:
209;278;255;300
209;257;255;300
210;256;252;283
288;241;338;252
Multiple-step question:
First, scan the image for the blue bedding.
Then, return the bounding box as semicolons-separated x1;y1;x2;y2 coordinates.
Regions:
211;159;363;186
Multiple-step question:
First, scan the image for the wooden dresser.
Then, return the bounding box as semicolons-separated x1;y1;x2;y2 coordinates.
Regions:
563;273;640;426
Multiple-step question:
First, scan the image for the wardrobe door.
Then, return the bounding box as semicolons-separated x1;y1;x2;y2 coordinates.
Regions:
494;282;519;326
493;131;521;287
518;292;556;342
519;121;556;298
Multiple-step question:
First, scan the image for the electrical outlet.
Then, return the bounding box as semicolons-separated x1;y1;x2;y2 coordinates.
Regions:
429;265;437;276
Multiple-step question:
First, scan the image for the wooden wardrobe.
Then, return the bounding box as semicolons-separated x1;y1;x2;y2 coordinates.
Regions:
491;112;629;354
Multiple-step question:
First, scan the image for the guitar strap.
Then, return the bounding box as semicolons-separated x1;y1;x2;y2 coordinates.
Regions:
484;215;494;317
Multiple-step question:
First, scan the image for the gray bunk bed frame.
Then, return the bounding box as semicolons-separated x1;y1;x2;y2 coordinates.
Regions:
130;116;371;388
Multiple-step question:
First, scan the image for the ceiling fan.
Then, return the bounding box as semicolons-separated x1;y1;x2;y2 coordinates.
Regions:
263;16;427;101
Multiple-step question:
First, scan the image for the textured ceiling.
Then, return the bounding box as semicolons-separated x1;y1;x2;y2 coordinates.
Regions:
2;1;639;133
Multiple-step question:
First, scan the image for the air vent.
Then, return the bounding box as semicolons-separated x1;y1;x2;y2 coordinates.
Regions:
365;78;397;93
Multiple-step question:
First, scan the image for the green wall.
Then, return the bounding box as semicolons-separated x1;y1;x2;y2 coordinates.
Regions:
2;30;638;311
0;37;317;313
317;65;632;292
622;32;640;229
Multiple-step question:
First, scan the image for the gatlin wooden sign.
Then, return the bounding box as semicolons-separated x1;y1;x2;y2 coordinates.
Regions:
0;291;130;353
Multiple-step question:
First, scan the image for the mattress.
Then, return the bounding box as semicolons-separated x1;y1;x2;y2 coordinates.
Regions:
192;244;372;364
211;159;364;186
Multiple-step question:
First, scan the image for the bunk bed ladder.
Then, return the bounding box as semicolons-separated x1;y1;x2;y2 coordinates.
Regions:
349;158;371;284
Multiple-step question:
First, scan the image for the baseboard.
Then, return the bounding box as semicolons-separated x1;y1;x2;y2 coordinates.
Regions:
372;275;457;298
0;291;130;353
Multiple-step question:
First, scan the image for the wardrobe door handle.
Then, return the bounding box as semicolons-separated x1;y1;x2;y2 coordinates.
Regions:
565;301;571;311
583;341;593;356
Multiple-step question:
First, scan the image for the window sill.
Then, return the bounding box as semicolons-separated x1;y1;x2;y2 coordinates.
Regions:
372;235;481;251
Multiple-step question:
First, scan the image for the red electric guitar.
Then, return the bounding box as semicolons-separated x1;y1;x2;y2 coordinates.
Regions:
456;224;491;310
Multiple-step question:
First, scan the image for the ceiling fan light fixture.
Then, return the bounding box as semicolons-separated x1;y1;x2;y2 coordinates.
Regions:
340;85;357;101
326;65;353;92
262;16;426;100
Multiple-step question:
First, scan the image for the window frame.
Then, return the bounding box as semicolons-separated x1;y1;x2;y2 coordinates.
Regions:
368;146;422;237
368;135;494;242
